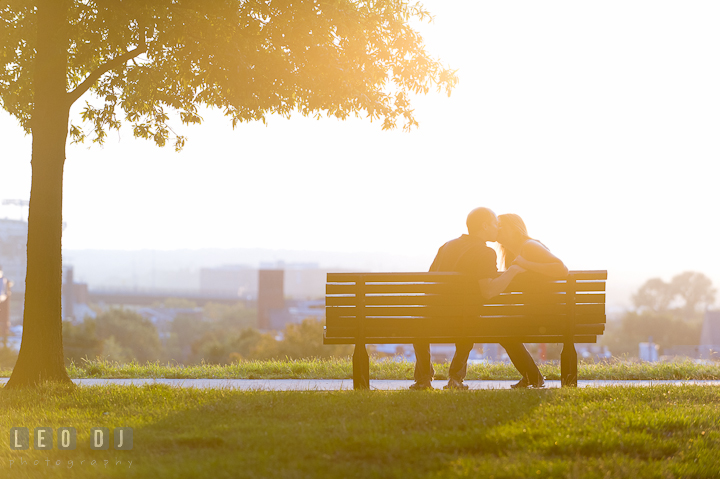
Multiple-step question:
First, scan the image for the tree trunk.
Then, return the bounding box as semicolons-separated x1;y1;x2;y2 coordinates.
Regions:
5;0;72;388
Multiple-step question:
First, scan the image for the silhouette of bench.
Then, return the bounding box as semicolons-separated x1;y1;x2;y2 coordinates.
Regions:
324;270;607;389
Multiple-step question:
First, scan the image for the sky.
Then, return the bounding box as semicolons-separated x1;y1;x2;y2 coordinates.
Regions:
2;1;720;308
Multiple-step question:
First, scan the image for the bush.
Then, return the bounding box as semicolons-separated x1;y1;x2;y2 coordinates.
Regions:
94;308;163;363
188;318;352;364
253;318;352;360
63;319;103;364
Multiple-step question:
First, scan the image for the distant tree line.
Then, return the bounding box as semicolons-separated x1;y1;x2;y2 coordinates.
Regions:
61;302;351;366
601;271;716;357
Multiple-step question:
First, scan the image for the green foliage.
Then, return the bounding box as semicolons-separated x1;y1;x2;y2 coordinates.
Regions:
252;317;353;360
1;0;457;147
632;277;673;312
602;311;702;357
671;271;717;318
602;271;716;357
633;271;716;319
159;297;198;309
95;307;163;362
62;318;103;364
188;318;352;364
166;302;257;363
63;303;258;364
165;312;209;361
203;301;256;329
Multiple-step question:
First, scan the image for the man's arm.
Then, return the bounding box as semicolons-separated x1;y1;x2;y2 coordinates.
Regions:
477;265;526;299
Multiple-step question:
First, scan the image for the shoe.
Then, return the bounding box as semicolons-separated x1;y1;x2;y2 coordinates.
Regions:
510;376;545;389
443;378;469;390
409;381;434;390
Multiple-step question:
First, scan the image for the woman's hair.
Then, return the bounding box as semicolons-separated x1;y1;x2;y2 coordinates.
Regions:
498;213;531;270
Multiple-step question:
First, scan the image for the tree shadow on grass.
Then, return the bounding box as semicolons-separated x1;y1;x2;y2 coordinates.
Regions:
91;387;550;479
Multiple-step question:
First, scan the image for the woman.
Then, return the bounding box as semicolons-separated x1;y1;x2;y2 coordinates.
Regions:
496;213;568;388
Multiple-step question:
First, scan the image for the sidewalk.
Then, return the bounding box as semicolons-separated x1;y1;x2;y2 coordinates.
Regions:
1;378;718;390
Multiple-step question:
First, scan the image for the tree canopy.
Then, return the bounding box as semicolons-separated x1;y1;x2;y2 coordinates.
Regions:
2;0;457;148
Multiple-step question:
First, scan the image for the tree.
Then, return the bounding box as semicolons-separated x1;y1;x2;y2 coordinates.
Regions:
671;271;716;319
62;318;103;364
632;277;674;313
601;310;702;357
604;271;716;357
203;302;256;330
1;0;456;387
95;307;162;362
632;271;716;319
266;317;352;360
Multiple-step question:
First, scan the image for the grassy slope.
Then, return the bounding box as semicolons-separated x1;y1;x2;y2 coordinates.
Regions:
1;384;719;478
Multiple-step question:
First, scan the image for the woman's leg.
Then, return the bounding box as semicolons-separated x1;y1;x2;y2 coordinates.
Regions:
500;342;543;385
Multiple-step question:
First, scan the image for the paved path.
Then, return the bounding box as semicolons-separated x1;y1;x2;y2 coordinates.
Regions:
1;378;718;390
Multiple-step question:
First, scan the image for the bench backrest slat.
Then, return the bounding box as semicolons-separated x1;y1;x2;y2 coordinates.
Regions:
327;270;608;283
326;293;606;308
326;280;606;295
325;270;608;344
326;303;606;318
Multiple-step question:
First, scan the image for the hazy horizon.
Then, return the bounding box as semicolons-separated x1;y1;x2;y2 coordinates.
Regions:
58;246;647;311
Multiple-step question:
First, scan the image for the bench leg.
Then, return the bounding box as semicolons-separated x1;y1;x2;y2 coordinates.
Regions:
561;342;577;387
353;344;370;390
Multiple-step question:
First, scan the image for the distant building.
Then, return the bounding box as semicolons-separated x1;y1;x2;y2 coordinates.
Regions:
267;299;325;330
261;262;342;300
0;267;10;339
199;264;257;298
62;266;95;322
258;269;284;330
0;218;28;294
284;268;329;300
639;341;659;362
201;262;349;300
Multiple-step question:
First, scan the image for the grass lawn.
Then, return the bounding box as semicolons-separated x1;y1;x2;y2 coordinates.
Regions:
2;358;717;381
1;384;719;478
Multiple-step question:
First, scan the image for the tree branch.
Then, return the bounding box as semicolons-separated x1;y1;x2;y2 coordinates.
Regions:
66;44;147;107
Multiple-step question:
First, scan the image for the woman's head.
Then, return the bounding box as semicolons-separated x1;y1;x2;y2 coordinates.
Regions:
497;214;531;269
497;214;529;246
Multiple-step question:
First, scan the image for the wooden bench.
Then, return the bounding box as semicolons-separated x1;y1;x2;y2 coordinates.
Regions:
324;270;607;389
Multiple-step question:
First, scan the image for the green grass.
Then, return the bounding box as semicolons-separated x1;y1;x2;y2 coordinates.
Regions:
1;384;720;478
1;358;717;381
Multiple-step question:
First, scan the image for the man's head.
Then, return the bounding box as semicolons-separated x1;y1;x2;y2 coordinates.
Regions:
466;207;498;242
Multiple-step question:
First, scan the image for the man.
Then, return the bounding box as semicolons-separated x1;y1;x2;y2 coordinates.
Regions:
410;207;526;390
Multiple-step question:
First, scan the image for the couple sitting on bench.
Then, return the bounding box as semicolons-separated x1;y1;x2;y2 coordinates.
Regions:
410;207;568;391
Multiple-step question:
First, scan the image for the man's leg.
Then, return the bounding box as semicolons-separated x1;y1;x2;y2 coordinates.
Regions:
412;342;434;384
500;342;543;385
448;342;474;382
